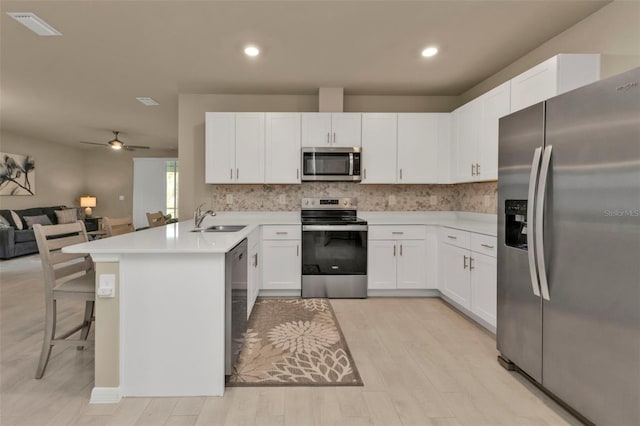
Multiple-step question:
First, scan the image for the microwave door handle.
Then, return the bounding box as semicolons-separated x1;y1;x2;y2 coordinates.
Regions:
527;147;543;297
349;152;354;176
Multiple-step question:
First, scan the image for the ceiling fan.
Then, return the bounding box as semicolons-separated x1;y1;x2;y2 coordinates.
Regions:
80;131;150;151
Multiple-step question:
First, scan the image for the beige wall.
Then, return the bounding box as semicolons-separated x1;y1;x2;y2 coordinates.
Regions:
0;130;176;218
83;148;177;219
460;1;640;103
0;130;85;210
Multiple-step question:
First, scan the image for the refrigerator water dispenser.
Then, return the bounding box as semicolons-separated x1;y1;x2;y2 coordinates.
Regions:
505;200;528;250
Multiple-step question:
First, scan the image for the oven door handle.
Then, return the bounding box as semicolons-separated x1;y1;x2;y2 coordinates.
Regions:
349;152;354;176
302;225;368;232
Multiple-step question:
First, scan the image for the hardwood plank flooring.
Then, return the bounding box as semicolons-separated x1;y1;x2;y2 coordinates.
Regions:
1;254;579;425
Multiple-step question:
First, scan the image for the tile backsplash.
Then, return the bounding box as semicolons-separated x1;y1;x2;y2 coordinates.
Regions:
206;182;497;214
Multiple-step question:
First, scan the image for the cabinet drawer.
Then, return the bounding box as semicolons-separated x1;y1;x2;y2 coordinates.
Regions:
471;233;497;258
368;225;426;240
262;225;301;240
439;227;470;249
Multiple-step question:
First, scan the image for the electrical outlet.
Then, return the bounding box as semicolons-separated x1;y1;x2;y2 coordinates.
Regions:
278;194;286;204
98;274;116;298
388;195;396;206
226;194;233;204
119;195;125;201
430;195;438;205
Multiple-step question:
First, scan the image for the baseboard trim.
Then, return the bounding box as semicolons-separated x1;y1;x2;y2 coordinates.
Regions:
440;295;496;334
367;289;440;297
90;387;122;404
258;289;301;297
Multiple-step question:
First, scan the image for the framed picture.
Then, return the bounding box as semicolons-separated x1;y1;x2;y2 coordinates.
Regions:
0;152;35;195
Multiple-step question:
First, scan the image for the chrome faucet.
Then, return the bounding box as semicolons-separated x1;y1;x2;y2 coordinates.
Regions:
194;203;216;228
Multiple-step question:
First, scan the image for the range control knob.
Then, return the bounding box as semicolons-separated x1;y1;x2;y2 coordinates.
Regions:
343;200;348;206
305;200;309;205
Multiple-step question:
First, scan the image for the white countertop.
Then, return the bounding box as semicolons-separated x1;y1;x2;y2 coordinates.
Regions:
64;211;496;255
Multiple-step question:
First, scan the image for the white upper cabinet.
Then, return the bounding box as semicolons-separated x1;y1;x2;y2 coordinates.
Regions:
205;112;265;184
361;113;398;183
453;100;482;182
478;81;510;181
205;112;235;184
330;113;361;147
397;113;450;184
235;113;265;183
265;113;301;183
510;53;600;114
301;113;361;147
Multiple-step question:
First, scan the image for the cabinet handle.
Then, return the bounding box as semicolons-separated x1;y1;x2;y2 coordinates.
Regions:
254;253;258;267
333;132;336;145
400;168;403;180
463;255;468;269
481;243;494;249
230;168;233;179
400;244;403;256
447;235;457;240
469;257;475;270
237;168;239;179
296;244;299;256
476;163;480;175
393;245;396;257
392;231;404;235
327;132;331;145
363;169;367;180
296;168;299;180
471;164;476;176
276;231;288;235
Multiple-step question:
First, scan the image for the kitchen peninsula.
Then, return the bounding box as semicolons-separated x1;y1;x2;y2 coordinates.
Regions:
64;211;495;404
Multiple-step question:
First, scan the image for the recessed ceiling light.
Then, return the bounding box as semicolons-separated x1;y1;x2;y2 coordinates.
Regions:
244;46;260;57
421;47;438;58
136;97;159;106
7;12;61;36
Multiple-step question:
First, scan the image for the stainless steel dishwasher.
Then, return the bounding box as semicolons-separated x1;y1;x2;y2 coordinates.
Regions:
225;239;248;375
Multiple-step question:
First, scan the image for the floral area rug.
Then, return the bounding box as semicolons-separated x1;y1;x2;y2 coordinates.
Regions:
227;298;363;386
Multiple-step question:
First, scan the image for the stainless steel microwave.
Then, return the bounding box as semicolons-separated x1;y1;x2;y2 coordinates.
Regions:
301;147;361;182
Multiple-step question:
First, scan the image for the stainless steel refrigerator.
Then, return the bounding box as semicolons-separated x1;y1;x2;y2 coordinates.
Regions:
497;67;640;425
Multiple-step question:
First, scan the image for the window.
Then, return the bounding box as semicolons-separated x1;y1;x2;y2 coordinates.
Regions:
166;160;178;220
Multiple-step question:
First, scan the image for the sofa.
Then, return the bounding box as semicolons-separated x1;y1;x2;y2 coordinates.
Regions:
0;206;71;259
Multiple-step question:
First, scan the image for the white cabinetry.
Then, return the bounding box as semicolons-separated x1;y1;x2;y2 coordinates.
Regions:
452;81;509;183
439;227;497;328
510;54;600;114
397;113;450;183
205;112;265;184
301;113;361;147
368;225;434;290
262;225;301;290
361;113;397;183
247;227;262;317
265;113;301;183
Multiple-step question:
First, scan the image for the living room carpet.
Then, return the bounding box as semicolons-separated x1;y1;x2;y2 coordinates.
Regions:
227;298;363;386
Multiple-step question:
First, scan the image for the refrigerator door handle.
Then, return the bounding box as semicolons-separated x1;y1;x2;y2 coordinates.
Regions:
536;145;553;301
527;147;543;297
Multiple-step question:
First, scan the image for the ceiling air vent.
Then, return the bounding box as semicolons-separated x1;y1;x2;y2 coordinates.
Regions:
136;97;160;106
7;13;61;36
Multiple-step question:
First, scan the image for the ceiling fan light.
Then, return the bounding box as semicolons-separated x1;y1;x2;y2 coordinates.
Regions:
109;140;124;150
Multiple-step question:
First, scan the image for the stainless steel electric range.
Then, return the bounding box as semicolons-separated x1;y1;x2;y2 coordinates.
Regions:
301;197;368;298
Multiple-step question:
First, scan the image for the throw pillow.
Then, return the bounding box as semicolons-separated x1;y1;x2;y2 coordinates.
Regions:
0;215;10;228
23;214;53;229
55;209;77;224
10;210;23;230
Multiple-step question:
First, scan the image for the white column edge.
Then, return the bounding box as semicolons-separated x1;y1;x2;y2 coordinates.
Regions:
90;387;122;404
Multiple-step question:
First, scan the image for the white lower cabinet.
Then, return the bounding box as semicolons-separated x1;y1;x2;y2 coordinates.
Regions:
368;226;433;291
439;228;497;328
262;226;301;290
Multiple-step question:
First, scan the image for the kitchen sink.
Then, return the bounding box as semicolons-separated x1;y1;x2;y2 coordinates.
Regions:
190;225;247;232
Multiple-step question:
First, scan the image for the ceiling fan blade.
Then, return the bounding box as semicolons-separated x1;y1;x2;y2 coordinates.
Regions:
125;145;150;150
80;141;108;147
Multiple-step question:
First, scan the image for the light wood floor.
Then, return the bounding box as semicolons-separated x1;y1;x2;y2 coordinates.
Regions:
1;254;580;426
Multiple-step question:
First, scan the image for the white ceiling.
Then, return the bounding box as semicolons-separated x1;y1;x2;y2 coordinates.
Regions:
1;0;609;150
